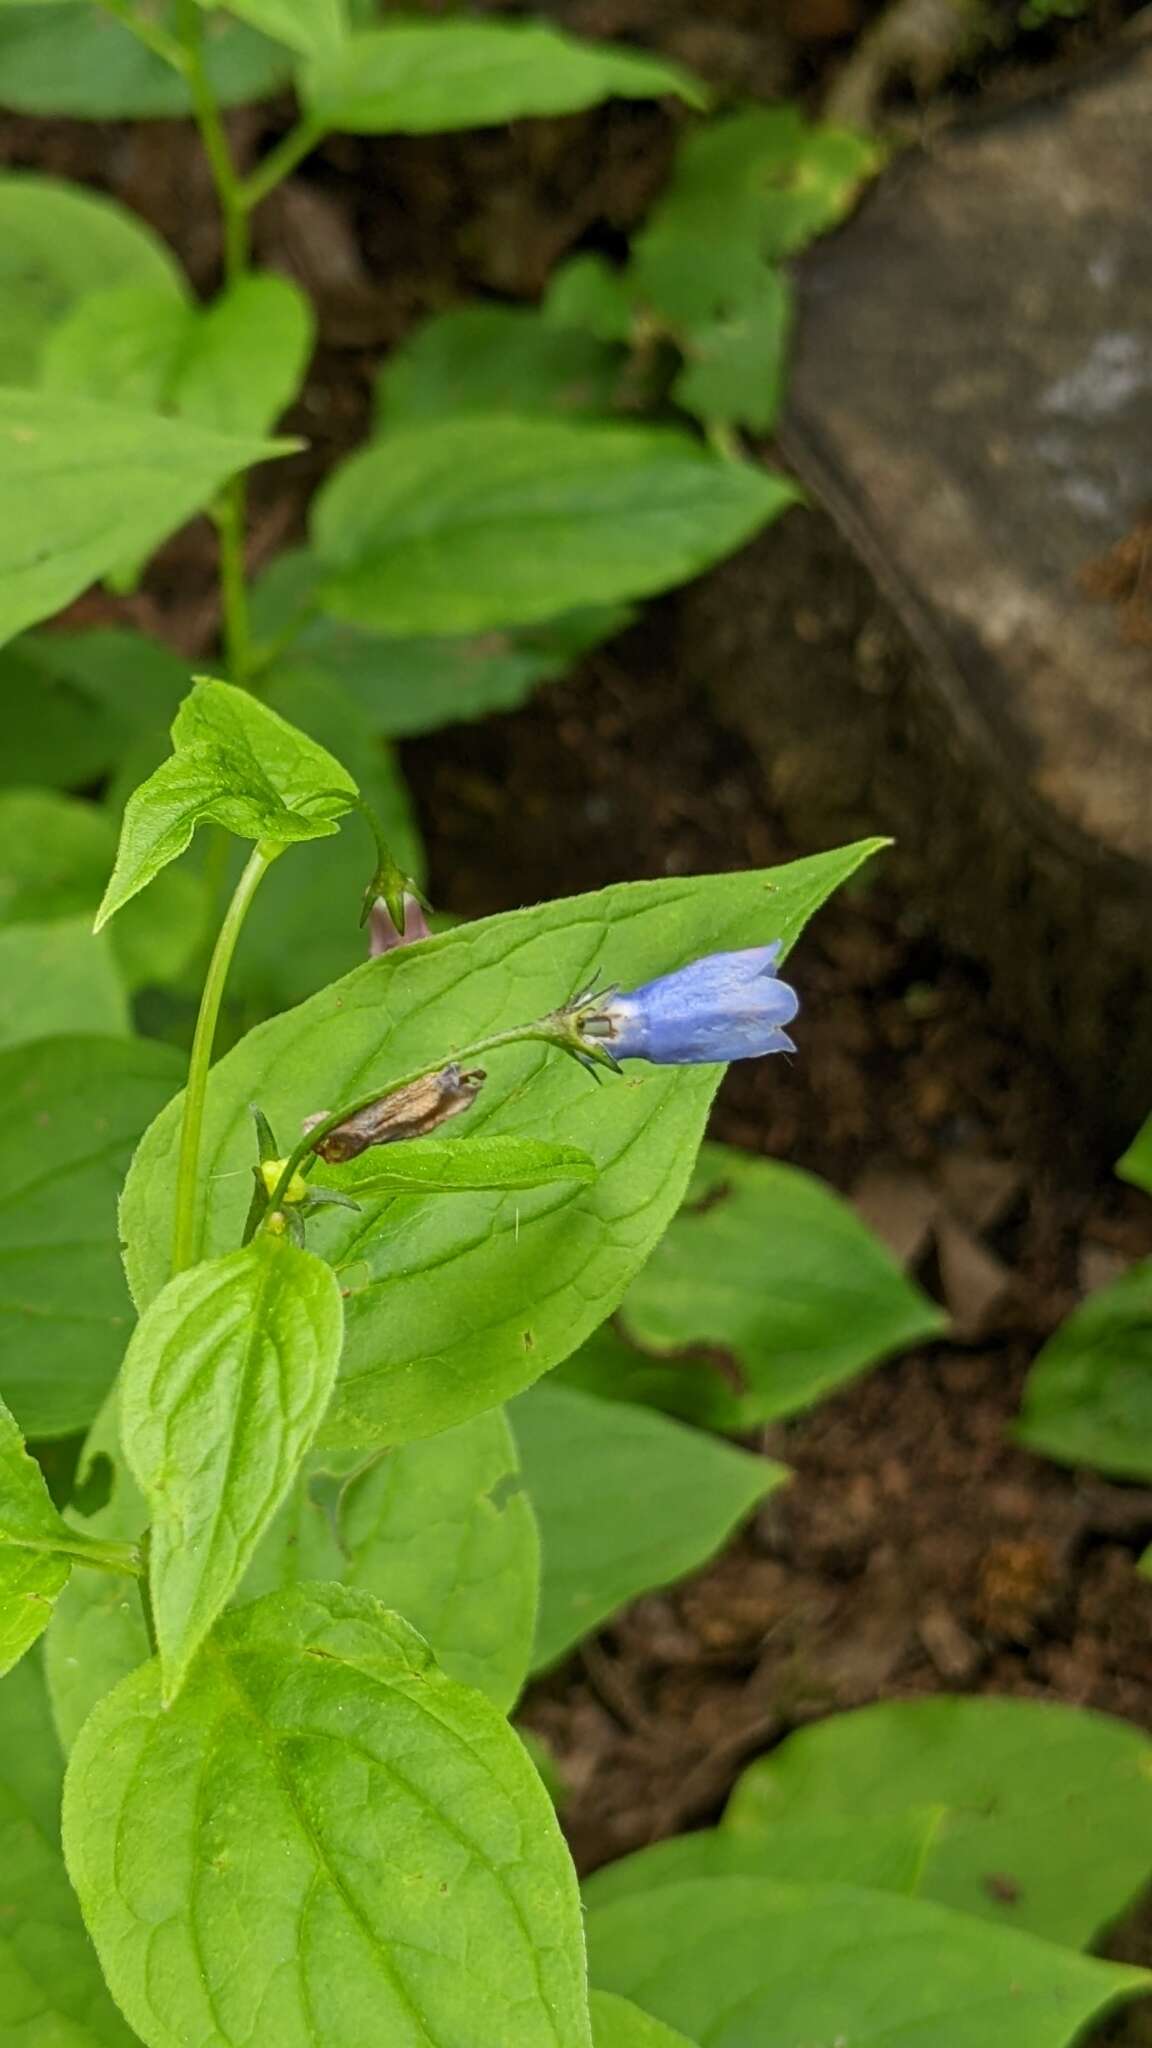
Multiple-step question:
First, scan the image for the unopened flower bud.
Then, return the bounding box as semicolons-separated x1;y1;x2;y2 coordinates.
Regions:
368;892;431;957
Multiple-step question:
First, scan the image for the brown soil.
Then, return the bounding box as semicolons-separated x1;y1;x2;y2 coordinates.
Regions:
6;0;1152;2030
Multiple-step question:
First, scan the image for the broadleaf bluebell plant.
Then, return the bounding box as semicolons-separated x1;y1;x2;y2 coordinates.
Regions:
254;943;800;1236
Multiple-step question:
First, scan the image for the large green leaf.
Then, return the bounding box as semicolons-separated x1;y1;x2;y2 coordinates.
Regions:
121;1237;344;1700
97;675;357;928
251;1408;540;1712
0;626;189;792
591;1992;698;2047
0;4;291;118
0;1655;138;2046
0;1034;184;1438
724;1695;1152;1949
312;417;795;635
121;845;882;1446
513;1383;784;1669
0;919;128;1050
252;547;630;738
0;392;290;646
376;304;621;429
303;18;705;133
585;1877;1147;2046
1017;1261;1152;1482
582;1809;946;1915
619;1143;946;1426
0;170;185;385
64;1584;594;2047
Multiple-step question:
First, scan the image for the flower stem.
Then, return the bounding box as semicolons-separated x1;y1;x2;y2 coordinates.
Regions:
173;842;280;1275
214;477;253;685
259;1023;561;1225
241;117;326;211
175;0;249;283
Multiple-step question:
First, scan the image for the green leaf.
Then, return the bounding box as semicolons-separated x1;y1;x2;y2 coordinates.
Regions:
0;1034;184;1438
303;18;705;133
50;1400;538;1734
585;1877;1147;2046
120;845;883;1446
757;123;881;258
0;1395;133;1676
620;1143;946;1427
200;0;346;59
121;1237;345;1700
633;108;877;331
554;1320;744;1430
376;304;621;429
41;282;190;410
0;919;128;1050
0;625;189;791
632;110;803;331
314;417;795;635
64;1583;594;2047
582;1809;948;1915
591;1991;698;2047
322;1134;598;1198
672;269;791;434
0;170;185;385
0;787;209;993
44;1400;151;1753
1117;1114;1152;1194
0;4;292;118
171;272;315;436
724;1695;1152;1949
96;675;357;928
1017;1261;1152;1482
0;1655;138;2046
0;391;291;647
252;547;630;737
0;1401;73;1673
252;1409;540;1711
41;272;314;441
543;254;635;343
514;1383;784;1669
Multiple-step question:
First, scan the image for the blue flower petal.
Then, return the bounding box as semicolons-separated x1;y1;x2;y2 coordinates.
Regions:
594;944;799;1066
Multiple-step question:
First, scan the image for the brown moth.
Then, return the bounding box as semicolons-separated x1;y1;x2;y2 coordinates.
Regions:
304;1063;486;1164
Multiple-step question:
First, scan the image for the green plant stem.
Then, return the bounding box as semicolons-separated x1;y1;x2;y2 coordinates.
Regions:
173;842;280;1275
214;478;253;685
21;1534;141;1578
93;0;188;72
260;1023;563;1223
241;117;326;211
174;0;249;282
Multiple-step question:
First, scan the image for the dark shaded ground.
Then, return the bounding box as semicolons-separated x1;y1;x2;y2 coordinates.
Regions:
6;0;1152;2028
